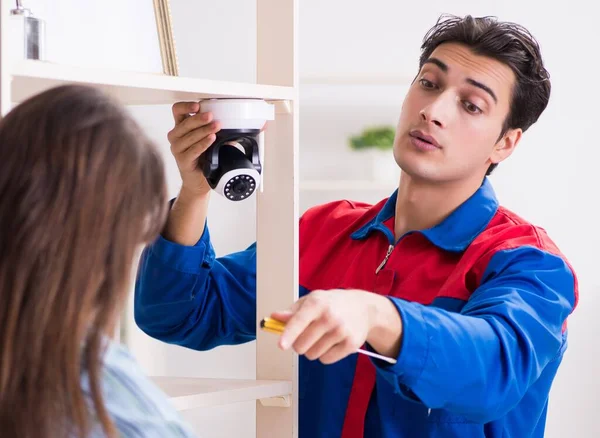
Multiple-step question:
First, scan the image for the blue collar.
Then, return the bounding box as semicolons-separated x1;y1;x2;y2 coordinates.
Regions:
350;178;499;252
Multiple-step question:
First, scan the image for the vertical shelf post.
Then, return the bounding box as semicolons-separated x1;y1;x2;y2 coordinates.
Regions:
256;0;299;437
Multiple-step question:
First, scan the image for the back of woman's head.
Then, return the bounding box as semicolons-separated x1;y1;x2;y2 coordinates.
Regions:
0;85;168;437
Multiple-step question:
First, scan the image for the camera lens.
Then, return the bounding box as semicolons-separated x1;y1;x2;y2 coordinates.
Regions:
225;175;256;201
231;179;248;194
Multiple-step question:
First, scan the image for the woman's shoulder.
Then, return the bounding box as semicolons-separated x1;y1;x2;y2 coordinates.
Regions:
82;339;198;438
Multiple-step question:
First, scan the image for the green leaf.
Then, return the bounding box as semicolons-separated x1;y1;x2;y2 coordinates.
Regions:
348;125;395;150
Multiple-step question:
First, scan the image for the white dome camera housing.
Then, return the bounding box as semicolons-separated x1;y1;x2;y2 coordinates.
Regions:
198;99;274;201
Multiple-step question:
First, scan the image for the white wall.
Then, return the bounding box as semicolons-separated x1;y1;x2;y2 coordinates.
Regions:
25;0;599;437
24;0;163;74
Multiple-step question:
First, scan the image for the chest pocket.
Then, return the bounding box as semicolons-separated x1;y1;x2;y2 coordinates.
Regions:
426;409;475;424
425;409;484;438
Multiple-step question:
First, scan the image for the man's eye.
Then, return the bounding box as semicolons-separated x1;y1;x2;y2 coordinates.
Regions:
463;101;482;114
419;79;437;90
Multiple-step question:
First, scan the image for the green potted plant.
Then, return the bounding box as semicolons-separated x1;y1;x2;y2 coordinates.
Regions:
349;125;395;151
348;125;399;184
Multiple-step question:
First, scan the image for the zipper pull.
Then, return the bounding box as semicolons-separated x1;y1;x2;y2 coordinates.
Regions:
375;244;394;274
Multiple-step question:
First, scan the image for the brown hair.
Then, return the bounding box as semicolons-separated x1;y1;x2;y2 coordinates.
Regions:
419;14;551;174
0;85;168;437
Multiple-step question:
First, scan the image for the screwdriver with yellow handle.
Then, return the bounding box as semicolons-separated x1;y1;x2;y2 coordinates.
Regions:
260;317;397;364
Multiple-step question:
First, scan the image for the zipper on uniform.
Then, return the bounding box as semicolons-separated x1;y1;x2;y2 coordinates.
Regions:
375;244;394;274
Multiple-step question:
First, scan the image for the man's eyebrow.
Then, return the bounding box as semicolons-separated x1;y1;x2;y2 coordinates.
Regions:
423;57;498;103
465;78;497;103
423;57;448;72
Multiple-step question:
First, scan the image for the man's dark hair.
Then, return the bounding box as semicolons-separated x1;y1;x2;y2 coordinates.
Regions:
419;14;551;175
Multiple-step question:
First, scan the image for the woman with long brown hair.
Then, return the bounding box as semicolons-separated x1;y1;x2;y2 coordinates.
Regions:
0;85;197;437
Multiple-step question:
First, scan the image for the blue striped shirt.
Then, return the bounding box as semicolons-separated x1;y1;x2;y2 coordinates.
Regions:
81;340;197;438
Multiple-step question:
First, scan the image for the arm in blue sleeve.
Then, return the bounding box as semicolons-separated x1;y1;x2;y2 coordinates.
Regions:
134;223;257;351
371;246;576;423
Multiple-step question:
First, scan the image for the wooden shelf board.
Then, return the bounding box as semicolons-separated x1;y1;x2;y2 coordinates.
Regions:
150;376;292;411
11;60;296;106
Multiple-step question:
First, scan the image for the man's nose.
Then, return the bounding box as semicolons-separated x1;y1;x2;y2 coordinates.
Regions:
419;92;453;128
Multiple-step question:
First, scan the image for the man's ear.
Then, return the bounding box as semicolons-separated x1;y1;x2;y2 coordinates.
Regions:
490;128;522;165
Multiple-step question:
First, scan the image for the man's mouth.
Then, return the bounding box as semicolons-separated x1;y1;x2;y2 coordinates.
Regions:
409;130;441;148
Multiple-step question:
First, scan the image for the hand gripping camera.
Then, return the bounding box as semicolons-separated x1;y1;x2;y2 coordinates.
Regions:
198;99;274;201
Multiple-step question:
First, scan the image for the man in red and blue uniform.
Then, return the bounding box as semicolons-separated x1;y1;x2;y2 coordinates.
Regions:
135;14;578;437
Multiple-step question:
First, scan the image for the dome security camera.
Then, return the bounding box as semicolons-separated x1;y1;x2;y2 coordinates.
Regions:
198;99;274;201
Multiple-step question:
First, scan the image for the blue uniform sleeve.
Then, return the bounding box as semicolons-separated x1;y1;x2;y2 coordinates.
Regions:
134;223;257;351
370;246;576;423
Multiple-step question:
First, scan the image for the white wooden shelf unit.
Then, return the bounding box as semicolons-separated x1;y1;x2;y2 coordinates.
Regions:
0;1;299;437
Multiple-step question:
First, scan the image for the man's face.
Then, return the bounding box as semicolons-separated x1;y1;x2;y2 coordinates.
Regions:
393;42;521;184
